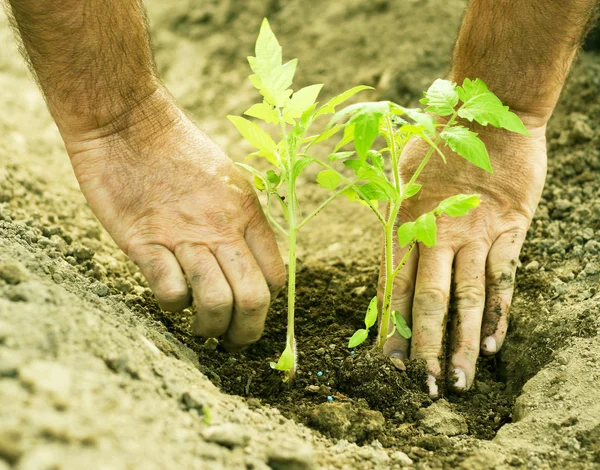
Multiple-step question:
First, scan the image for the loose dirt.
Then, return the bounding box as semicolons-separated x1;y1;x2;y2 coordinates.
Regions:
1;1;600;469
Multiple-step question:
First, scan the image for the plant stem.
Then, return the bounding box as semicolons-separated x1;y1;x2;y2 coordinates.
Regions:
377;205;399;350
278;109;297;380
297;181;357;230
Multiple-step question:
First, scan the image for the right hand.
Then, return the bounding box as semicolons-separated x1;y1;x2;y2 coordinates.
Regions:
61;90;286;350
380;117;547;396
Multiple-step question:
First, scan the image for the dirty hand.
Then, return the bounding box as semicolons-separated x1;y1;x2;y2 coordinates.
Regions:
381;120;547;396
63;91;286;350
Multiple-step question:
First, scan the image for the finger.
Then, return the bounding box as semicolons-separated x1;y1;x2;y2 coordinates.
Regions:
215;239;271;351
382;244;419;361
449;242;489;393
175;243;233;338
410;245;454;398
481;229;525;356
244;208;286;298
129;243;190;312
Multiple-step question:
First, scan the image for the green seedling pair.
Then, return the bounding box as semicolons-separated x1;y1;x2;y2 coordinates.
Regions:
228;19;528;380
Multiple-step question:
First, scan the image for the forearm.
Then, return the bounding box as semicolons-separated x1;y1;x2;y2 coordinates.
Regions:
451;0;598;125
4;0;161;134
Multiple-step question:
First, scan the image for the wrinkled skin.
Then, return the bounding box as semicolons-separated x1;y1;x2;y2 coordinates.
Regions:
381;118;547;396
62;91;286;351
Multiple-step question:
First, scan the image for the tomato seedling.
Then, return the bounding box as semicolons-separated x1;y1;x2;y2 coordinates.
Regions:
335;78;529;350
228;19;372;380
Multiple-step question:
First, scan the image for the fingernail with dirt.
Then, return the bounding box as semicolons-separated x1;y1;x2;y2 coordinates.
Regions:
426;375;439;398
390;352;406;360
452;368;467;391
481;336;497;354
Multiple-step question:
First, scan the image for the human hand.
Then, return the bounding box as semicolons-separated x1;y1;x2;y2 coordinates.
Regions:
62;91;286;350
380;118;547;396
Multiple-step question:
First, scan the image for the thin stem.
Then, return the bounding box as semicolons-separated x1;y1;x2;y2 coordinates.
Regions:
392;240;416;278
297;181;357;230
386;115;401;193
265;193;289;237
307;157;386;225
406;111;458;188
376;206;399;350
277;108;297;380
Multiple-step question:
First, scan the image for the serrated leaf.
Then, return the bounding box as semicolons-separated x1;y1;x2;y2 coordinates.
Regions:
328;151;355;161
397;221;416;247
369;150;384;172
457;78;528;135
364;296;379;329
437;194;481;217
441;125;492;173
420;79;459;116
284;84;323;120
358;182;388;201
228;115;279;166
393;311;412;339
343;160;397;200
348;329;369;348
316;85;373;117
342;187;372;207
316;170;341;191
402;183;421;198
244;102;279;124
293;156;315;178
414;212;437;247
247;19;297;107
270;344;295;371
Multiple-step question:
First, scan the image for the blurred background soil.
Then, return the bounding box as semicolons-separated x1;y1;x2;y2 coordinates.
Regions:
0;0;599;468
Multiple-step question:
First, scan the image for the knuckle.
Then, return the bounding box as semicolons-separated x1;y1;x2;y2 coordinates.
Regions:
199;291;233;316
237;289;271;316
413;285;449;315
488;266;515;293
157;284;189;305
268;268;286;295
454;282;485;309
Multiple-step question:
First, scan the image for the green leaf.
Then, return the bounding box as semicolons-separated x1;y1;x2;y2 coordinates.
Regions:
368;150;384;172
414;212;437;247
441;125;492;173
304;124;345;148
348;329;369;348
393;311;412;339
316;85;373;117
293;156;315;178
364;296;379;329
402;183;421;198
358;182;388;201
270;344;295;371
228;116;279;166
254;176;266;191
247;19;297;107
391;105;436;136
266;170;281;185
437;194;480;217
457;78;529;135
351;110;382;159
284;84;323;120
244;102;279;124
420;79;459;116
397;221;416;247
333;123;356;152
328;151;355;161
316;170;341;191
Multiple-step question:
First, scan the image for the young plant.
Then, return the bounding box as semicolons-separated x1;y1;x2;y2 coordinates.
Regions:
228;18;372;380
336;78;529;350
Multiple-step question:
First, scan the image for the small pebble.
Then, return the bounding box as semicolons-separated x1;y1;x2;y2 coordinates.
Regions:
327;396;333;403
350;350;355;356
317;371;323;377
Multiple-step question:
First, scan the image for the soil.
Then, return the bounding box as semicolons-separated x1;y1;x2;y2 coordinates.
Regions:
1;1;600;469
